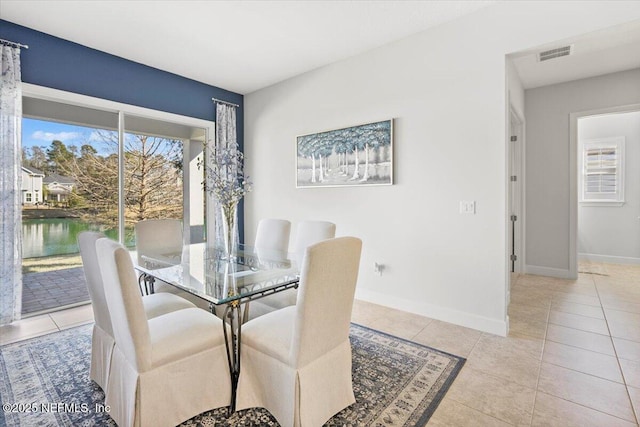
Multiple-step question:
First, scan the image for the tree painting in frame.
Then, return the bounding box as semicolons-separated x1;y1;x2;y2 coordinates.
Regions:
296;119;393;188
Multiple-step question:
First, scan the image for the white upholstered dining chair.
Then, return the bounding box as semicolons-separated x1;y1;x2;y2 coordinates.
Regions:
254;218;291;253
236;236;362;427
96;238;231;427
291;220;336;262
134;219;212;310
244;219;293;320
134;219;183;268
78;231;195;393
250;220;336;317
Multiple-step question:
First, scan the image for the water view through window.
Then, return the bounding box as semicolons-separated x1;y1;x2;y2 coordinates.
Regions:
21;117;184;314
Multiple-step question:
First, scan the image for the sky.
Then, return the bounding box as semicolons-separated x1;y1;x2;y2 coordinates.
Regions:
22;118;117;156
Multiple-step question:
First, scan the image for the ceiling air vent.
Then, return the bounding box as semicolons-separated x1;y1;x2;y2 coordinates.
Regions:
537;45;573;62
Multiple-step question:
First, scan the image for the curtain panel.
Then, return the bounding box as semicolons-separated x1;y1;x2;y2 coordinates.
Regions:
206;103;239;248
0;44;23;325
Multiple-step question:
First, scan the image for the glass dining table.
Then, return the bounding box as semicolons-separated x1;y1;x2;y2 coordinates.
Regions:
131;242;300;412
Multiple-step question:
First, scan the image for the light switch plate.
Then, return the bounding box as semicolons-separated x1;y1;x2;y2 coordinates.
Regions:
459;201;476;214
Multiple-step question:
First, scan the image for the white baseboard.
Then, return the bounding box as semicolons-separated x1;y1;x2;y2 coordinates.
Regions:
354;288;508;337
524;265;570;279
579;253;640;265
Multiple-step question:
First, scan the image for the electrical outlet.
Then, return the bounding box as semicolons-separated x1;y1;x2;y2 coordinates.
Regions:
459;201;476;214
374;262;384;276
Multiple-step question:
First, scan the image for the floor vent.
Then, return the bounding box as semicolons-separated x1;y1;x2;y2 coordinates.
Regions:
538;45;572;62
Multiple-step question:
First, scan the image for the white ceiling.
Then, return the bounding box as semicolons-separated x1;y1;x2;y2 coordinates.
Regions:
1;0;496;94
510;19;640;89
5;1;639;94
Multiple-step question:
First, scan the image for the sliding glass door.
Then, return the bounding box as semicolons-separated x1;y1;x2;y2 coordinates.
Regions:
123;133;183;225
123;113;206;249
21;116;120;315
20;93;209;315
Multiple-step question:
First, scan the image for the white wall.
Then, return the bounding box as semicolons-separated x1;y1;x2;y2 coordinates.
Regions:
244;2;640;335
525;69;640;277
578;111;640;264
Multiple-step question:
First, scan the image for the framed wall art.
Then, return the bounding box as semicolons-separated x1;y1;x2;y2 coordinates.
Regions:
296;119;393;188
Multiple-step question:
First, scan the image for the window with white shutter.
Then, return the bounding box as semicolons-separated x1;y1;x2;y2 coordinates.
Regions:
580;137;624;205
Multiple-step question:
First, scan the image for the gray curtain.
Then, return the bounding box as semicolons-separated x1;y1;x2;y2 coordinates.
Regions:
0;44;23;325
206;102;239;248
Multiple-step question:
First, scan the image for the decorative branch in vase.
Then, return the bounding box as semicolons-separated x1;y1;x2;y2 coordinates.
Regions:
201;141;252;260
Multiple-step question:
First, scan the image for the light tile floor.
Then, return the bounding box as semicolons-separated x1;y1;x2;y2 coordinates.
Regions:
1;262;639;426
0;302;94;346
354;261;640;426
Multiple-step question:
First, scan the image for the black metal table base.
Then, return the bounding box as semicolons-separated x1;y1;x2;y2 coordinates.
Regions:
216;283;299;414
138;273;155;295
221;303;243;414
136;270;299;415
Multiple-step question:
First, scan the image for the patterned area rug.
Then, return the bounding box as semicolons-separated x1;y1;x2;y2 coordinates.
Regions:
0;323;465;426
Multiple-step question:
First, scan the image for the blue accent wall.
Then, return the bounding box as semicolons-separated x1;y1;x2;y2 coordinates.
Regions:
0;19;245;239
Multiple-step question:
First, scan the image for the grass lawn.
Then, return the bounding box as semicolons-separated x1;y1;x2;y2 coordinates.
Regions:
22;254;83;274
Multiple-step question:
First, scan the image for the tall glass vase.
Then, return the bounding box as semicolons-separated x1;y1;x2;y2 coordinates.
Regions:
221;202;238;261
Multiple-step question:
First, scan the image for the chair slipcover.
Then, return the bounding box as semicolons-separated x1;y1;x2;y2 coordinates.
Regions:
77;232;195;393
134;219;211;310
254;218;291;253
251;221;336;317
245;219;292;319
134;219;183;266
237;236;362;427
291;221;336;261
96;238;231;427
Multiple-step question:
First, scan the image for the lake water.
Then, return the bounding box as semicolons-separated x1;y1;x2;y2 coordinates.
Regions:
22;218;133;259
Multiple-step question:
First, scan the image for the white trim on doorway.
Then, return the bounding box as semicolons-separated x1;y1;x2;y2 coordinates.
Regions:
509;107;525;276
524;264;570;279
506;99;526;333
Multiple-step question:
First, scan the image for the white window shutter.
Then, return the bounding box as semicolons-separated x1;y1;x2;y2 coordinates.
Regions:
580;137;624;204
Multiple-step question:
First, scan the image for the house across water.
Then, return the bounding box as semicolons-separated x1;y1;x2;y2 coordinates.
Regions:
21;166;75;206
43;173;75;205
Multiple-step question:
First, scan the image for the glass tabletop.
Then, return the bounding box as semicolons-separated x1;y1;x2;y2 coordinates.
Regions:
132;243;300;305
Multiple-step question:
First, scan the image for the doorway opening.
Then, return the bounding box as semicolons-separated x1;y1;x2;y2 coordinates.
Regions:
570;105;640;279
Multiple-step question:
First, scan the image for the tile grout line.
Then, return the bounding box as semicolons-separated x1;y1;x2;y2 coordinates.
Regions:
593;270;640;426
443;364;525;425
529;287;553;427
414;313;505;423
444;396;518;426
541;357;624;383
47;313;63;331
527;270;638;425
549;298;607;320
534;390;639;426
544;326;615;356
407;319;433;341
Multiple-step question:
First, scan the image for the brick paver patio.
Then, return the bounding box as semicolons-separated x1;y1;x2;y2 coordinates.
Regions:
22;267;89;315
